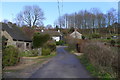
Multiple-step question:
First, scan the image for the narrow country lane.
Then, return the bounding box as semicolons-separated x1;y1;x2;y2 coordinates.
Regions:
30;46;92;78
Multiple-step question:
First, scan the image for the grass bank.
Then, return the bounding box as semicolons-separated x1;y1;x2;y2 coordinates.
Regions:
77;55;113;78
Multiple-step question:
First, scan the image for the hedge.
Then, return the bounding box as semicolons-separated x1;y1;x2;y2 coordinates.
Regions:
3;45;20;67
32;32;50;48
42;48;51;56
43;42;56;52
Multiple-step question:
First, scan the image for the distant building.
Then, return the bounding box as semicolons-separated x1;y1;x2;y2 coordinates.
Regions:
40;30;62;41
118;1;120;23
2;23;32;50
70;30;82;39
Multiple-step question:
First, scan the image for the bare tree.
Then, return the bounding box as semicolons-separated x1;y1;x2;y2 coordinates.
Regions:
106;8;117;34
106;8;117;26
77;10;84;29
90;8;99;33
46;24;53;29
2;19;9;23
55;7;117;34
16;5;44;27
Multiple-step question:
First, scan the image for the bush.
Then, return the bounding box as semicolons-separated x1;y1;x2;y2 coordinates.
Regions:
2;36;8;49
107;37;111;40
31;49;38;56
32;32;50;48
44;42;56;52
19;50;31;57
3;45;20;67
82;36;85;40
83;42;112;67
110;40;116;46
19;49;38;57
91;33;101;38
65;36;78;51
116;39;120;45
56;40;64;45
69;27;74;33
42;48;51;56
82;41;118;77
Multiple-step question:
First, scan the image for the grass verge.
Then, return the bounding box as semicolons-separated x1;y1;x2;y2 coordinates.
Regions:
77;54;113;79
4;52;56;73
65;47;77;54
38;51;56;59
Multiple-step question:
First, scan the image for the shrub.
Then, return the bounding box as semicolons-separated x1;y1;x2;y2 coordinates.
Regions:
110;40;116;46
44;42;56;52
3;45;20;67
69;27;74;33
56;40;64;45
19;49;38;57
82;36;85;40
91;33;101;38
116;39;120;45
82;41;118;77
107;37;111;40
65;36;78;51
31;49;38;56
83;42;112;67
2;36;8;49
42;48;51;56
19;50;32;57
32;32;50;48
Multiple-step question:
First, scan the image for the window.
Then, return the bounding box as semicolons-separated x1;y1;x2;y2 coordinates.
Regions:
26;43;29;48
16;43;22;48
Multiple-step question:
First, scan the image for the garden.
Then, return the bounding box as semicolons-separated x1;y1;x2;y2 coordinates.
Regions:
2;32;56;69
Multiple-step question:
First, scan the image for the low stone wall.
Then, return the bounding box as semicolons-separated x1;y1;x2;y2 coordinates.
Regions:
20;57;39;64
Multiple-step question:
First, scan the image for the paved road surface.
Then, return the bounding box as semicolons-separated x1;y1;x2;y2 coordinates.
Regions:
30;46;92;78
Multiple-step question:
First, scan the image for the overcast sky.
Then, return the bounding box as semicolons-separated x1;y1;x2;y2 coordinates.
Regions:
0;1;118;27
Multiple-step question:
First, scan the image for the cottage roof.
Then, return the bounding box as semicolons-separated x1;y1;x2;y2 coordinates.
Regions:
2;23;32;42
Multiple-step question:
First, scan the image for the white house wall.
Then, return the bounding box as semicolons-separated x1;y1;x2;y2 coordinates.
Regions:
52;36;60;41
70;34;82;39
70;31;82;39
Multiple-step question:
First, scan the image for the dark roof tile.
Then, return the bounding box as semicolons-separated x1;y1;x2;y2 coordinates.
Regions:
2;23;32;42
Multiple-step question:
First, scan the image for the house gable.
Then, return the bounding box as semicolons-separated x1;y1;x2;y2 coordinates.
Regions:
1;30;15;46
70;30;82;39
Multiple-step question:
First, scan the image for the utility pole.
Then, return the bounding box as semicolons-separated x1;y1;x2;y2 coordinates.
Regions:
118;1;120;24
57;0;61;30
65;14;68;29
74;12;77;29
